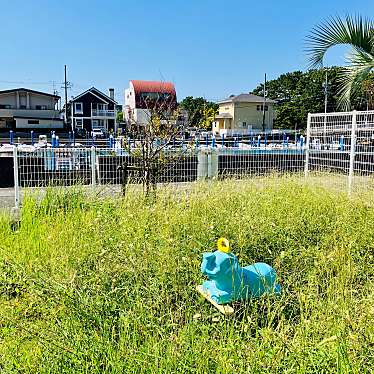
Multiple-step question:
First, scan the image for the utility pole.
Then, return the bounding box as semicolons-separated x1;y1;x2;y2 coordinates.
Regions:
262;73;267;133
64;65;68;127
62;65;73;131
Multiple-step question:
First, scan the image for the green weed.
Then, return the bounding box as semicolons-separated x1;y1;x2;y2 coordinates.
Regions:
0;177;373;373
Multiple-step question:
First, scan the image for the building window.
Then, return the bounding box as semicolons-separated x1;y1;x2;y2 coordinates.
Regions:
92;103;107;110
20;105;27;109
75;118;83;129
242;121;247;128
74;102;83;114
0;104;11;109
92;119;105;130
256;105;269;111
35;105;47;110
28;120;40;125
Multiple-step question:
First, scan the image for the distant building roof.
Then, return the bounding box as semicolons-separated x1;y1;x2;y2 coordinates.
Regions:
218;93;277;104
70;87;117;104
130;80;176;95
0;88;60;99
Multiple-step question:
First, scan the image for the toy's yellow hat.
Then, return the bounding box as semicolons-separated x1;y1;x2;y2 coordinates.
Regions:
217;237;230;253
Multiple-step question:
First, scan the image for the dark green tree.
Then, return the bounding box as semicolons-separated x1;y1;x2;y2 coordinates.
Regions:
361;74;374;109
253;67;368;130
116;111;124;122
179;96;218;130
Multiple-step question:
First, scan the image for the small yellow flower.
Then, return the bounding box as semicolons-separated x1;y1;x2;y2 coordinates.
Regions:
217;237;230;253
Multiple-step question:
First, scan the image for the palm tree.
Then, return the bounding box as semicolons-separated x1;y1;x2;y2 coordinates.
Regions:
306;15;374;109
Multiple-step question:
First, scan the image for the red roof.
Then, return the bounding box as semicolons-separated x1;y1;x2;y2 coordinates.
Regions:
130;80;176;95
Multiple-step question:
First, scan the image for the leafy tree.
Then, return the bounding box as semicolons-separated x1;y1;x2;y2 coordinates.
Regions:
179;96;218;130
253;67;369;129
121;99;191;197
199;105;218;130
306;15;374;108
116;111;124;122
361;73;374;109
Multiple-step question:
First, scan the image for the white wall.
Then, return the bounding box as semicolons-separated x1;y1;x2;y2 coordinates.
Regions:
125;85;136;109
29;94;56;109
15;117;63;129
133;108;150;124
0;109;60;119
124;84;136;123
125;81;151;124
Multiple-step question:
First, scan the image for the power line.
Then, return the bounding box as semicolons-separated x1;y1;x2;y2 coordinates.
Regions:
0;79;63;85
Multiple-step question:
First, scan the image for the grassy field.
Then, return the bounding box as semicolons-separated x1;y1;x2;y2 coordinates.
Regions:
0;177;373;373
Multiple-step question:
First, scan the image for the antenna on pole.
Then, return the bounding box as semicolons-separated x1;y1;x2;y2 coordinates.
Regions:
52;81;59;109
262;73;267;133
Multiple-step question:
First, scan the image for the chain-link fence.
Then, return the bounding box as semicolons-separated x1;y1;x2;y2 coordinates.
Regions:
12;145;305;207
14;147;199;203
6;109;374;208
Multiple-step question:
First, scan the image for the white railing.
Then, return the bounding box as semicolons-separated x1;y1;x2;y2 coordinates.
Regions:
91;109;115;117
305;110;374;195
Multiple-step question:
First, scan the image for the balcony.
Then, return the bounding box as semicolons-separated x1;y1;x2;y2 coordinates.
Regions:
91;109;115;118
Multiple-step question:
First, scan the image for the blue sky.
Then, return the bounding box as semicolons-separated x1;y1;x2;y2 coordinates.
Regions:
0;0;372;104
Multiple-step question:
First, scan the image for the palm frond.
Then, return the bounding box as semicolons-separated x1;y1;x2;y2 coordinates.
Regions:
336;50;374;109
306;15;374;68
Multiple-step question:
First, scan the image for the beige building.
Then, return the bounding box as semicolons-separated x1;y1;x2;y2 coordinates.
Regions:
212;93;276;136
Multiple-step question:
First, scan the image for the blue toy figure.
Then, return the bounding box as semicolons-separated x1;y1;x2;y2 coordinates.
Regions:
200;238;280;305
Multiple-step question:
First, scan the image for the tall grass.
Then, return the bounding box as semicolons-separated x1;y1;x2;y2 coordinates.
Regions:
0;178;373;373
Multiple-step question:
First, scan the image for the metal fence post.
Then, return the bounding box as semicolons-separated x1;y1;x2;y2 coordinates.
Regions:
91;146;96;188
348;110;357;196
304;113;311;177
208;148;219;179
197;147;219;180
207;149;212;179
197;148;208;180
13;146;19;209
